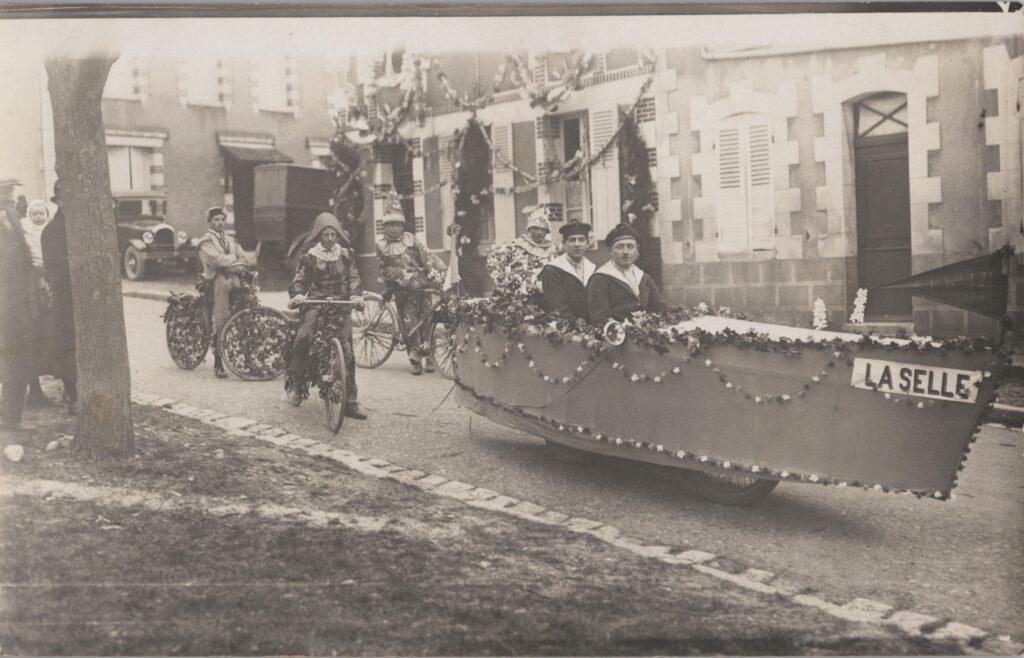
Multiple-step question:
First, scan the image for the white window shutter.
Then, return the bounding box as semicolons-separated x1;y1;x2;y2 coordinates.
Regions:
716;125;747;253
439;135;453;181
491;124;511;172
107;146;132;193
746;122;774;250
589;104;621;237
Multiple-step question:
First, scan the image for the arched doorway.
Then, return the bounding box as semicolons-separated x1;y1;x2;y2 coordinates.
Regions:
853;92;912;321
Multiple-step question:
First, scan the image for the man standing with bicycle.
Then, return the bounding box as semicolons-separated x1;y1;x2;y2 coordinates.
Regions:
375;189;446;376
286;212;367;419
196;207;253;378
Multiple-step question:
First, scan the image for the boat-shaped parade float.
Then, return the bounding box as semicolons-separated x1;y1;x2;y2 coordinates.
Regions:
450;246;1015;504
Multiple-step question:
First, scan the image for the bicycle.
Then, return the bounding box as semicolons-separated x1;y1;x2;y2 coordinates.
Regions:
284;299;360;433
350;286;459;380
163;270;292;381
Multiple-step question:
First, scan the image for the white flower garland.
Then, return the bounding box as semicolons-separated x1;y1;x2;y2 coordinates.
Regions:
812;298;828;331
849;288;869;324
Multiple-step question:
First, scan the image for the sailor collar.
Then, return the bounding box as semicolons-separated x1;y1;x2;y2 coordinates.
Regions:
595;259;645;298
548;253;595;285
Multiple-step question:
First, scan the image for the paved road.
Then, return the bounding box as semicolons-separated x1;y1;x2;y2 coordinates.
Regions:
125;295;1024;640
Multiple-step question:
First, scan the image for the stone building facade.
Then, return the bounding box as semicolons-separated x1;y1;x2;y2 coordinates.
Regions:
2;53;352;241
376;35;1022;335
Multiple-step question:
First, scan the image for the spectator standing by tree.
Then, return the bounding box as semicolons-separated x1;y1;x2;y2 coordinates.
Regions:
40;179;76;413
0;202;38;431
21;199;54;406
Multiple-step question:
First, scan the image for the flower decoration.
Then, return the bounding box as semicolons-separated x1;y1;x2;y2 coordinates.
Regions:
812;298;828;331
849;288;869;324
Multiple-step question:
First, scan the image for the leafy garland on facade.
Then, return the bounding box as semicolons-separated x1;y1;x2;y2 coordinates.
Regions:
321;129;368;243
617;108;660;283
450;117;494;295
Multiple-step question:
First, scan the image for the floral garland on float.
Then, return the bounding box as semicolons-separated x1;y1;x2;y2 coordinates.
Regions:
450;248;1014;502
449;295;1005;500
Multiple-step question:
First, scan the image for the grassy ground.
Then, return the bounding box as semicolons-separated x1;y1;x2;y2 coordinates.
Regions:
0;395;962;655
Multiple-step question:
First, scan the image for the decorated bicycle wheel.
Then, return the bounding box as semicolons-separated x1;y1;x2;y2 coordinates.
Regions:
217;306;294;381
428;320;458;380
164;294;211;370
351;295;399;368
324;337;349;433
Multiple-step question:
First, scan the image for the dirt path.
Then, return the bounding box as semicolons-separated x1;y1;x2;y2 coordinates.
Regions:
0;402;966;656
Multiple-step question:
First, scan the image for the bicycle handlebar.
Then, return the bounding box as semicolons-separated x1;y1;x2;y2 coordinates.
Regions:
296;299;361;306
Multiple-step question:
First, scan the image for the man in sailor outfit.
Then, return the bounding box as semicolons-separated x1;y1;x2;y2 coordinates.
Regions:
539;221;596;321
587;222;666;326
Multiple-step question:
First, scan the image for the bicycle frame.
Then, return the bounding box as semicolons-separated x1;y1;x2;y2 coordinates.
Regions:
375;287;449;347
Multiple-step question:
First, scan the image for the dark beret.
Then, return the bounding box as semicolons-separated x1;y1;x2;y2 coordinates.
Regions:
559;222;592;239
604;222;640;247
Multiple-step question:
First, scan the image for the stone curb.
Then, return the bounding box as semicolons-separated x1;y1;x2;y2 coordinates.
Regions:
130;391;1022;655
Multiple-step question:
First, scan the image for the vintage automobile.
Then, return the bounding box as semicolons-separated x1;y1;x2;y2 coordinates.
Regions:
115;193;197;280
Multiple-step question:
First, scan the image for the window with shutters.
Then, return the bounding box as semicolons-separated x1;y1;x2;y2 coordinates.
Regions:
715;113;774;254
588;104;620;236
181;59;226;107
253;56;296;113
107;146;153;194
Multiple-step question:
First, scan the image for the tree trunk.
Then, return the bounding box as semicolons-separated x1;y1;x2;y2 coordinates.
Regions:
45;56;134;458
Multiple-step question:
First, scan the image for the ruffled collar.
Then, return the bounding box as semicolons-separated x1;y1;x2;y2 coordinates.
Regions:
514;234;557;260
378;232;415;257
308;242;342;262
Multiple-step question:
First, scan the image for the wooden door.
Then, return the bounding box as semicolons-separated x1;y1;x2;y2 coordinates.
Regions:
855;133;912;320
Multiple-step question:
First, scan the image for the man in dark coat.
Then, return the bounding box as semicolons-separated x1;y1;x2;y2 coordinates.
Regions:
539;221;595;321
0;203;37;431
40;179;77;410
587;222;666;326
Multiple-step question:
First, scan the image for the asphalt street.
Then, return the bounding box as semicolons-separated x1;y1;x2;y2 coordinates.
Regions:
124;294;1024;640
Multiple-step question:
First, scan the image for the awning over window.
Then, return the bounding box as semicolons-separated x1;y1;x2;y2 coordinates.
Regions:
220;144;293;165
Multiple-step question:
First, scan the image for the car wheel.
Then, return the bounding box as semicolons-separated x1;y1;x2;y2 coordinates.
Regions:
123;245;147;281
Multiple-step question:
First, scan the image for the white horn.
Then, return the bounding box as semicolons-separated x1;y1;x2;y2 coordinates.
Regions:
603;319;626;346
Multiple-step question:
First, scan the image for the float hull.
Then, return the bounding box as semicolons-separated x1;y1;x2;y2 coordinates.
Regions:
454;320;1003;497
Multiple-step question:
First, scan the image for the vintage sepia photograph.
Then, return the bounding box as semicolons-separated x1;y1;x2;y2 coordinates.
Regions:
0;3;1022;655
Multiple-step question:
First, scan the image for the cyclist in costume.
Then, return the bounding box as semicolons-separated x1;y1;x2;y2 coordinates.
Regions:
375;188;446;376
286;212;367;419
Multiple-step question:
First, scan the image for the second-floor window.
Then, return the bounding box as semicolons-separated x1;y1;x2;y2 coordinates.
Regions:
103;56;144;102
182;59;225;107
252;56;296;113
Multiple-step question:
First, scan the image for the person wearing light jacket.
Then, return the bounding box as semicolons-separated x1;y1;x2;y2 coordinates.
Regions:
195;207;253;378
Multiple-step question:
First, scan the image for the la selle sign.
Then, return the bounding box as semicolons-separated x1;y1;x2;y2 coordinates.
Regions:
850;358;982;403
